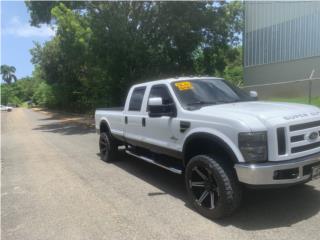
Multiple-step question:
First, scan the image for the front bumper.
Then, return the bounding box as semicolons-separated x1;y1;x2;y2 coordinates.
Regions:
234;152;320;186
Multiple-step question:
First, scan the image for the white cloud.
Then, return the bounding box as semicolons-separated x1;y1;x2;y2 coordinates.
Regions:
2;16;55;38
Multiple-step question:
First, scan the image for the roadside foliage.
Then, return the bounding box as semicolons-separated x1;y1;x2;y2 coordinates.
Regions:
2;1;243;112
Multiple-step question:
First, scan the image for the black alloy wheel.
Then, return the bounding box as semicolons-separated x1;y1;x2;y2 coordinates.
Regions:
99;132;109;158
189;165;220;210
185;155;242;219
99;132;117;162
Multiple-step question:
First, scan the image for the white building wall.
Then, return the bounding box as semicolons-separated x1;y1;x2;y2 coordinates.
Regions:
244;1;320;97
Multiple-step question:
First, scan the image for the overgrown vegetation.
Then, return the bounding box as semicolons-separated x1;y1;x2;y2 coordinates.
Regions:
1;1;244;112
1;76;36;106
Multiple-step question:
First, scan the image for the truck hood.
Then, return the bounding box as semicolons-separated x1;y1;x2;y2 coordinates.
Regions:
195;101;320;128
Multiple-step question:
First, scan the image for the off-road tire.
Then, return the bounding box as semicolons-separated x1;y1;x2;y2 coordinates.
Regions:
99;132;118;162
185;154;242;219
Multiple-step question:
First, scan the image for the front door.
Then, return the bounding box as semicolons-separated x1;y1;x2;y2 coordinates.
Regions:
143;84;181;156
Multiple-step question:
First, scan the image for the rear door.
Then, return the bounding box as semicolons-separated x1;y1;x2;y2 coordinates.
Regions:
124;86;147;146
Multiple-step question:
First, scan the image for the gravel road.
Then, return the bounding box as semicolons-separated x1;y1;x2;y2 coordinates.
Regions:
2;108;320;240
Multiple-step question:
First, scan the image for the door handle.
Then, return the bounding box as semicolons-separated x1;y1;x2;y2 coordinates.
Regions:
142;117;146;127
125;116;128;124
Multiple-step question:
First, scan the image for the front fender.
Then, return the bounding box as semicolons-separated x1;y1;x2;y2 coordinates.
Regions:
182;127;245;163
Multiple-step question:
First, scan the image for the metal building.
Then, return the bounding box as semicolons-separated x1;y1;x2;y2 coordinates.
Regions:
244;1;320;98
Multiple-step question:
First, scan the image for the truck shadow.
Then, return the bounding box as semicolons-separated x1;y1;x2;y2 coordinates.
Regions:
217;185;320;230
111;152;320;231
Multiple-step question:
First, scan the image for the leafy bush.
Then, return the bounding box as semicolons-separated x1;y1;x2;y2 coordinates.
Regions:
32;82;57;107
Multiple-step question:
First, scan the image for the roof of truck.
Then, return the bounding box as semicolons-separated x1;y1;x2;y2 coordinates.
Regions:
133;76;223;87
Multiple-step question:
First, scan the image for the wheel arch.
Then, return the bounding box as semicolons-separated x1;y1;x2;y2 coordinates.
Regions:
182;132;242;167
99;119;111;135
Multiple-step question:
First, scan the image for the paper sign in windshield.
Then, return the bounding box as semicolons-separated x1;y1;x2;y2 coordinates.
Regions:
175;81;193;91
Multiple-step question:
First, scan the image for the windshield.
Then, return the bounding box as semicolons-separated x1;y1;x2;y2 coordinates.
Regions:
171;79;253;110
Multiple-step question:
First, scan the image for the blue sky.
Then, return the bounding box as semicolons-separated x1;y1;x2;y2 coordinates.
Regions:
1;1;55;79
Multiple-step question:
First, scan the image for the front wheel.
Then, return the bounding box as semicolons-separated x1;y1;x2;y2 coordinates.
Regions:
185;155;242;219
99;132;118;162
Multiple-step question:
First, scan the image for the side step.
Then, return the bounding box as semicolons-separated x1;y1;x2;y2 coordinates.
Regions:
125;150;183;174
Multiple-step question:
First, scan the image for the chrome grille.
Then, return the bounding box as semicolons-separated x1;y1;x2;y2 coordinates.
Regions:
289;120;320;132
289;120;320;154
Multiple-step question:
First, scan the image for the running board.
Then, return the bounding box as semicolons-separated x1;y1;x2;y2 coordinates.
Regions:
125;150;183;174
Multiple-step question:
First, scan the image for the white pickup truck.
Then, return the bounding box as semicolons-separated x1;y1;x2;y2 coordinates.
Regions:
95;77;320;219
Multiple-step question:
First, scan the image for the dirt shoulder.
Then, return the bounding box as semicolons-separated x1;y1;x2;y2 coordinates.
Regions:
31;107;95;128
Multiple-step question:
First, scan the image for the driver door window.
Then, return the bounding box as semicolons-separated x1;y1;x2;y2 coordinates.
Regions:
147;85;174;110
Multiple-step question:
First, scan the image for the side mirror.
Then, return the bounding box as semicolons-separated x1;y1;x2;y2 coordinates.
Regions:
249;90;258;99
148;97;177;118
148;97;163;106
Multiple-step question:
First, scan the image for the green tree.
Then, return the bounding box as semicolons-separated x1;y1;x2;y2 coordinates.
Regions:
25;1;86;26
27;1;244;112
1;65;17;84
223;47;243;86
33;81;56;107
1;76;39;105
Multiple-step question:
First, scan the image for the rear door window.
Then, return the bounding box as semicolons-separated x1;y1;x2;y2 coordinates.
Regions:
128;87;146;111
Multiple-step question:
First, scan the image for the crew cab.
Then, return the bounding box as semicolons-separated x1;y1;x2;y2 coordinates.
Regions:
95;77;320;219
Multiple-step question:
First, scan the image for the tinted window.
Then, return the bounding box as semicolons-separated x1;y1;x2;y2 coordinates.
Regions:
148;85;174;105
171;79;252;110
129;87;146;111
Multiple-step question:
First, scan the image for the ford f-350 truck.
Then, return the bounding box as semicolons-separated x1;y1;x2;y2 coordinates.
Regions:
95;77;320;219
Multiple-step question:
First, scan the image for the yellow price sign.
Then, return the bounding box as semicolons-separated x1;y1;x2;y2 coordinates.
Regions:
175;81;193;91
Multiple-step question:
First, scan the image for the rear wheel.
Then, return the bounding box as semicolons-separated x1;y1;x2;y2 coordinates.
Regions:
99;132;118;162
185;154;242;219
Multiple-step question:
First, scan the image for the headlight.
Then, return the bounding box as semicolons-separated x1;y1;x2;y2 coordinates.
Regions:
238;132;268;163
